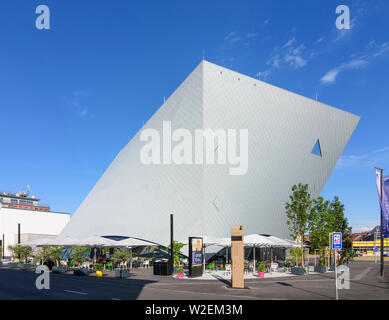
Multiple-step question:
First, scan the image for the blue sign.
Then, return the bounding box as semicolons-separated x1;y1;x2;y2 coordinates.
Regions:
331;232;342;250
374;247;378;253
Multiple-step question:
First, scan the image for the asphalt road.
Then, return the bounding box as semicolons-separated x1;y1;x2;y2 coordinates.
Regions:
0;261;388;300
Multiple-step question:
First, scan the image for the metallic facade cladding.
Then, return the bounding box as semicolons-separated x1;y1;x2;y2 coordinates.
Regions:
60;60;360;245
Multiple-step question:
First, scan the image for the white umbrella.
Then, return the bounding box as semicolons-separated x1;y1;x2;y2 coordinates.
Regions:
77;236;126;263
56;236;81;248
244;234;277;274
78;235;121;248
117;237;154;247
116;238;155;269
281;238;301;247
267;236;294;248
21;237;58;247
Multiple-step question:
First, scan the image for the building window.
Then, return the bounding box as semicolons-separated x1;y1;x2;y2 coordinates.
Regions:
312;139;322;157
11;199;19;204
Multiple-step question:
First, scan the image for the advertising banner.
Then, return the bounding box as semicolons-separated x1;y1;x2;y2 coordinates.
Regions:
375;169;389;237
189;237;203;277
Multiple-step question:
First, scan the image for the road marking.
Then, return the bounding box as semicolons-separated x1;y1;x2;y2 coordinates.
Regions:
64;290;88;295
112;298;121;300
352;267;372;281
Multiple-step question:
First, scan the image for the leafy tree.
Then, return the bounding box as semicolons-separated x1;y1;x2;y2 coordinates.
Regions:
71;246;91;267
167;241;187;267
8;245;32;263
309;197;332;266
285;183;313;267
111;248;132;269
48;246;64;267
329;196;352;249
36;245;52;265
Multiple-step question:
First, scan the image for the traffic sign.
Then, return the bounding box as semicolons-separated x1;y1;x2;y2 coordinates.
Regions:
374;247;378;253
331;232;342;250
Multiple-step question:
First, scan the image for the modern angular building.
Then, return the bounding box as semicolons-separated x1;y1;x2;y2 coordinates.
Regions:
59;60;360;246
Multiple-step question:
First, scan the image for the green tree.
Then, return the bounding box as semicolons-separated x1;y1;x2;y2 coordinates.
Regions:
8;245;32;263
285;183;313;267
329;196;352;248
36;245;52;265
71;246;90;267
48;246;64;267
111;248;132;269
309;196;332;266
167;241;187;267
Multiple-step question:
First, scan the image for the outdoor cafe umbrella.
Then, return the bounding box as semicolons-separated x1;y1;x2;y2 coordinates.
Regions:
117;237;154;247
116;238;155;268
22;237;58;247
55;236;81;248
244;234;277;274
77;235;126;263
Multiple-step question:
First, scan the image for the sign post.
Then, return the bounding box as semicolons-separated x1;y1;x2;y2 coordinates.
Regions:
331;232;342;300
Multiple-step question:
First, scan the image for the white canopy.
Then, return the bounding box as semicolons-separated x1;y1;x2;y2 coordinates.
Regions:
21;237;58;247
281;238;302;248
244;234;278;247
77;235;124;248
179;235;223;247
55;236;81;248
216;234;295;248
117;237;154;247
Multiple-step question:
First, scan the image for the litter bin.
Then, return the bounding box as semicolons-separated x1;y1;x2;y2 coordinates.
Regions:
153;259;173;275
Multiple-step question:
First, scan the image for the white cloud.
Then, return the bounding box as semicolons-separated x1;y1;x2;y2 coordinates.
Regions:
255;70;271;81
224;31;240;44
320;57;368;85
314;37;325;45
336;146;389;169
321;68;340;84
373;42;389;57
266;54;281;68
66;91;91;119
283;37;295;48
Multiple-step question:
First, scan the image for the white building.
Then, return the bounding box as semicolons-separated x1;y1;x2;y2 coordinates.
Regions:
59;60;360;246
0;192;70;257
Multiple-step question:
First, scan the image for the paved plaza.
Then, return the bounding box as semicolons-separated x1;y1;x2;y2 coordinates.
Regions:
0;260;388;300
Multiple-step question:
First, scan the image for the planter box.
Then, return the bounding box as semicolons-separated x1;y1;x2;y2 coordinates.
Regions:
52;266;67;273
8;262;19;269
258;272;265;278
20;264;34;271
291;267;306;275
73;268;89;276
314;266;327;273
115;268;130;278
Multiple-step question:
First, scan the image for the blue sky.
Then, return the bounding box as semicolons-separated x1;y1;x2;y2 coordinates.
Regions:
0;0;388;232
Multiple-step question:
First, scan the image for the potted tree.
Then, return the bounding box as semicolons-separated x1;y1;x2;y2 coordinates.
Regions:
176;267;184;279
167;241;187;273
285;183;313;275
50;246;66;273
111;248;131;278
72;246;91;276
7;245;21;268
19;245;33;270
94;263;104;277
257;263;266;278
